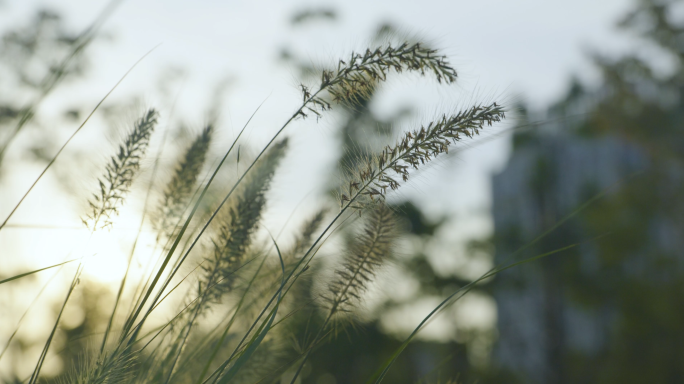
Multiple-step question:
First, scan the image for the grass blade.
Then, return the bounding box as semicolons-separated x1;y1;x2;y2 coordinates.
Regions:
0;258;77;285
368;244;578;384
365;175;641;383
120;103;263;345
215;236;286;384
28;268;80;384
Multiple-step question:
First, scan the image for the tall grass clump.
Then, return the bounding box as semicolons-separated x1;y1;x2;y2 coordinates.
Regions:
27;108;159;384
0;40;510;384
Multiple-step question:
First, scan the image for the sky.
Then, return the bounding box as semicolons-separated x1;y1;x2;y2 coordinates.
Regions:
11;0;638;107
0;0;639;230
0;0;641;376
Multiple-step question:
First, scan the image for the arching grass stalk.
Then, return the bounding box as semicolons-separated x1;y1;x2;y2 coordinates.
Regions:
205;103;505;384
275;106;508;375
367;173;643;383
120;42;459;353
189;43;463;382
288;205;395;383
280;103;505;383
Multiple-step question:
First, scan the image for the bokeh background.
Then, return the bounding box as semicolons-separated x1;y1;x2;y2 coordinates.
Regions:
2;0;683;383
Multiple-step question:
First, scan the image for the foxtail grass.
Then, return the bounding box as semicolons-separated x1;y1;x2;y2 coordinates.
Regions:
7;41;518;384
83;109;158;230
154;125;213;242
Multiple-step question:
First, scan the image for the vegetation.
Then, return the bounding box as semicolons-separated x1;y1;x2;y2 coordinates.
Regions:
493;1;684;382
11;1;681;382
0;8;509;382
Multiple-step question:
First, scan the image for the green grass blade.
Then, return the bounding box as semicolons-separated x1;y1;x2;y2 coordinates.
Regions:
120;104;261;344
368;244;578;384
0;268;61;363
28;267;80;384
195;254;269;384
215;236;286;384
365;174;637;384
0;258;77;285
129;86;326;345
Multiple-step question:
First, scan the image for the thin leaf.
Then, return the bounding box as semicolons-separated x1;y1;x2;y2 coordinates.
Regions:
0;258;77;285
216;236;286;384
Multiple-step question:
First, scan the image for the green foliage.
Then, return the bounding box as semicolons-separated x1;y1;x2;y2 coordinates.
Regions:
493;1;684;383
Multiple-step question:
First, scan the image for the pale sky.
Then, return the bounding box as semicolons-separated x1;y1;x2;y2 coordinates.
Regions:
0;0;640;221
0;0;638;204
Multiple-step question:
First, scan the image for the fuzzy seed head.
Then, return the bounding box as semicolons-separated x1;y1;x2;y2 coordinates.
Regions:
83;109;158;230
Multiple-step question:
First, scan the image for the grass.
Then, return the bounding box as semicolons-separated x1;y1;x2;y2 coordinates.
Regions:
0;38;512;383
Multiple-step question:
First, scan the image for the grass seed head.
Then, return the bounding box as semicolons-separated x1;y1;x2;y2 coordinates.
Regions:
83;108;158;230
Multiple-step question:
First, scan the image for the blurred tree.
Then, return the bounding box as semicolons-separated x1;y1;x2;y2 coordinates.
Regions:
579;1;684;382
0;8;95;165
492;1;684;383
